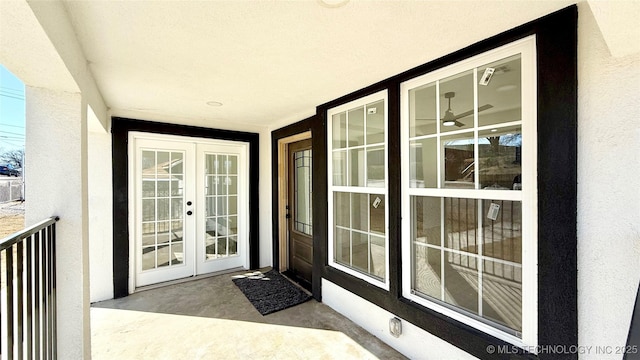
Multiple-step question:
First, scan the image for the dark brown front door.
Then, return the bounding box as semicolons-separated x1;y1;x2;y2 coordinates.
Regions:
287;139;313;287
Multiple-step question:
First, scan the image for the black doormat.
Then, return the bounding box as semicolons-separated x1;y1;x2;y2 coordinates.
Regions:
232;270;312;315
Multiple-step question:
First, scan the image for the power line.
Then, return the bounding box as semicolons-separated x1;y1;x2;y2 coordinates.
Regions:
0;86;24;94
0;92;25;101
0;130;25;137
0;123;24;129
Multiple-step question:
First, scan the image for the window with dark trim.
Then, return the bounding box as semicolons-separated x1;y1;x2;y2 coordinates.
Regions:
319;6;576;359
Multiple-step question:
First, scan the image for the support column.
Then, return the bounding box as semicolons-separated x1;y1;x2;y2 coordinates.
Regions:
25;86;90;359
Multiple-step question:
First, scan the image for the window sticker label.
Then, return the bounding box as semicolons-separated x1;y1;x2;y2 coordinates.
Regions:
372;196;382;209
487;203;500;220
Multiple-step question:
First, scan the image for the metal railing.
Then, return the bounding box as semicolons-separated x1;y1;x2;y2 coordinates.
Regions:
1;216;59;360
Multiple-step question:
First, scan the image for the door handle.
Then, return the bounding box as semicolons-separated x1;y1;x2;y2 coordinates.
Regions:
187;210;193;216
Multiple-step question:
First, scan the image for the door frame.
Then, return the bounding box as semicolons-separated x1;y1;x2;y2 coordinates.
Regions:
112;117;259;298
272;116;323;299
276;131;311;274
127;132;250;290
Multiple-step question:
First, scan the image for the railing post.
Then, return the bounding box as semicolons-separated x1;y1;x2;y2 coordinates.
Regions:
6;246;14;360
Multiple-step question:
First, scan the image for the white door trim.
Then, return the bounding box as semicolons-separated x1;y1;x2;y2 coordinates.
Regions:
128;132;249;291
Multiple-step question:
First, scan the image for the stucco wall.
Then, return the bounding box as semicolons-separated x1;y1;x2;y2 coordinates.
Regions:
88;123;114;303
577;3;640;358
25;87;91;359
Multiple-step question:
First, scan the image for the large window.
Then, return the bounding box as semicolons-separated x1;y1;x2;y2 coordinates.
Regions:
401;37;537;347
328;90;389;289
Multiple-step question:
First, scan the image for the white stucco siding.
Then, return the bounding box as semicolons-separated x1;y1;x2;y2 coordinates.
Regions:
259;129;273;268
577;3;640;358
88;117;114;303
322;280;479;360
25;87;91;360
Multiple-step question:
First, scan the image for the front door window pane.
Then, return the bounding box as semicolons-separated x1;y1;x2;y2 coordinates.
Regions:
294;149;312;236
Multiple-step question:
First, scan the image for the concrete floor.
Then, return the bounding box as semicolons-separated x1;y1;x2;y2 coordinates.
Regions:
91;269;407;360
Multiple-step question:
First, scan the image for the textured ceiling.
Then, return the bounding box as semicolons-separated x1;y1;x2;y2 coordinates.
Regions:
61;0;577;129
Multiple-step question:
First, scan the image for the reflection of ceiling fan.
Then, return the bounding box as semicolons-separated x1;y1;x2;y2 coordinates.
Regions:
419;92;493;127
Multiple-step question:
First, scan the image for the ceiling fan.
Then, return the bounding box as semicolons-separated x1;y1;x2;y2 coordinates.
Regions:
418;92;493;127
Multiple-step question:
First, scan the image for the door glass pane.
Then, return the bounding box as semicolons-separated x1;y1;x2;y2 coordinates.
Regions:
228;236;238;256
139;149;186;272
228;176;237;195
478;126;522;190
218;155;228;175
440;70;474;133
171;176;183;196
171;242;183;265
142;223;155;246
294;149;312;236
171;152;183;174
228;155;238;175
204;152;241;261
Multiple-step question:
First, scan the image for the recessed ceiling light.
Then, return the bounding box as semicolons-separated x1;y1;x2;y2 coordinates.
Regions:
317;0;349;8
206;101;223;107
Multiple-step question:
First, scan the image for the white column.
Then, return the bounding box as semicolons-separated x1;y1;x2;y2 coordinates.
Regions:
25;86;91;359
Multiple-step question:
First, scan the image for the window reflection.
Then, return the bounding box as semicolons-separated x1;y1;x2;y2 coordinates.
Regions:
479;126;522;190
411;196;523;333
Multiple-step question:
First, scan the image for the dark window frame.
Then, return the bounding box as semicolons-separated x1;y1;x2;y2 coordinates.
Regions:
316;6;577;359
111;117;260;298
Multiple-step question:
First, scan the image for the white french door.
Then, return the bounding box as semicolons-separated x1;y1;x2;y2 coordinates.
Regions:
131;133;248;287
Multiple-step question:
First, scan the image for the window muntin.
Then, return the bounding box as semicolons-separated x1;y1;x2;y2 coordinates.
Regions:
328;91;389;288
402;37;536;347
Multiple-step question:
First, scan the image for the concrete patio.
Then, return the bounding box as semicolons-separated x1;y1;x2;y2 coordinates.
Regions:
91;269;407;359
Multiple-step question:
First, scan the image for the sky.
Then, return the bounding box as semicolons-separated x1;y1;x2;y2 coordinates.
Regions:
0;64;26;151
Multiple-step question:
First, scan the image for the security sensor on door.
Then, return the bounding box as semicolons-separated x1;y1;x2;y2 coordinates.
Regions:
479;67;495;86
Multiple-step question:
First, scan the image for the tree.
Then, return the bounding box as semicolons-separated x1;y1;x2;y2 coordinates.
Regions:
1;148;24;169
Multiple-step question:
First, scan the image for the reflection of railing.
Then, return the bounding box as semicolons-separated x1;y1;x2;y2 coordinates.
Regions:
445;198;521;282
1;216;59;359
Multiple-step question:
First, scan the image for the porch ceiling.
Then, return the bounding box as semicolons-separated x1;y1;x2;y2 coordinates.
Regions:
61;1;581;130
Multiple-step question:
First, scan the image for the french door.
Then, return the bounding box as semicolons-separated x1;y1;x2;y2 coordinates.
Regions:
131;133;248;287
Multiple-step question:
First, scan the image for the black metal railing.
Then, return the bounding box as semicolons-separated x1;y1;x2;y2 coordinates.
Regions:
1;216;59;360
